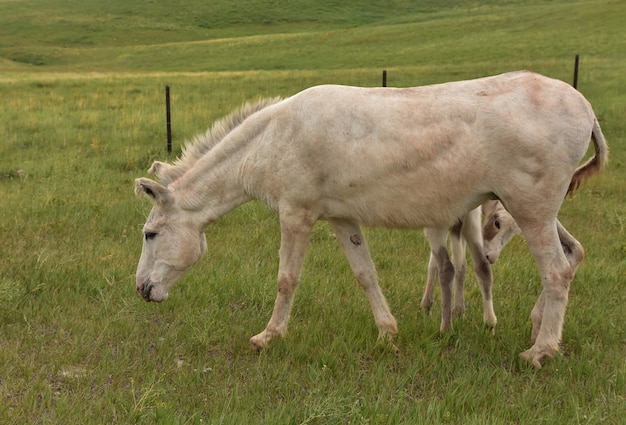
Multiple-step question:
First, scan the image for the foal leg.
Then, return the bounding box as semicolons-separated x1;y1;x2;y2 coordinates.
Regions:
449;221;467;317
422;219;470;318
420;251;438;313
519;220;577;368
424;227;455;332
462;208;497;328
250;209;314;350
328;218;398;341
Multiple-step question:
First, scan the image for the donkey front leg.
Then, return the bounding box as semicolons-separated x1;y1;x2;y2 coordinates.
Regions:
250;210;314;350
328;218;398;341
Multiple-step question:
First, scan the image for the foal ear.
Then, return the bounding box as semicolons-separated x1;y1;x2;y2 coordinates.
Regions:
134;178;171;206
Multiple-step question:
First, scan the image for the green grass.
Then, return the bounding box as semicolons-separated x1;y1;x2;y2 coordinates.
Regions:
1;0;625;423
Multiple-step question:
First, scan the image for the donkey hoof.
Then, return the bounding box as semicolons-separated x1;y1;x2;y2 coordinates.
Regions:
483;313;498;329
520;349;543;369
520;344;557;369
249;332;269;351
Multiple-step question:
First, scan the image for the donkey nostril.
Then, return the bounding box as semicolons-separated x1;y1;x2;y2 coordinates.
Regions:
140;283;154;299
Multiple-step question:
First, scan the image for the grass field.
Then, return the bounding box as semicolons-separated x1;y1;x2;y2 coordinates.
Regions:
1;0;625;423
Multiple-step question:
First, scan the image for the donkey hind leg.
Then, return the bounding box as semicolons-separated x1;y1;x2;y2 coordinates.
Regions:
519;220;578;368
420;251;438;313
328;218;397;341
557;219;585;272
462;208;497;328
527;220;584;345
424;227;455;332
250;210;314;350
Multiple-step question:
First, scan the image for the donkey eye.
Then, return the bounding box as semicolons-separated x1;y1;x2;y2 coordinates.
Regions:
494;220;501;230
144;232;157;241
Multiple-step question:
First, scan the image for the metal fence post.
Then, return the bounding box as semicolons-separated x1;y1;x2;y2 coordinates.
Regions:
166;85;172;153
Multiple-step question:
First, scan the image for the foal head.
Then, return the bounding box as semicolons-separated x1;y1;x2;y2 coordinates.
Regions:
481;200;520;264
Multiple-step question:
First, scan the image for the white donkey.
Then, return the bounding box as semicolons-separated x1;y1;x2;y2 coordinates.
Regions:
135;71;607;368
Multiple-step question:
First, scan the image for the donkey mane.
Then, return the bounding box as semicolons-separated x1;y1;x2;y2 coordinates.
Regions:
150;96;283;186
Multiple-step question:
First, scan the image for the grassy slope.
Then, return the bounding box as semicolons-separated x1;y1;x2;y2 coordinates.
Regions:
1;0;622;74
1;0;625;424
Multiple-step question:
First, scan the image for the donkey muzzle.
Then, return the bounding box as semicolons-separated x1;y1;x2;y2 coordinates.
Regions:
139;282;154;301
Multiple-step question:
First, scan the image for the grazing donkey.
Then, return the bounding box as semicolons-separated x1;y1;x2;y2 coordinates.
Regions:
135;71;607;368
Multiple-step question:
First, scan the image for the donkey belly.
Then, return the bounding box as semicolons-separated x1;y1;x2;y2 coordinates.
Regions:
317;172;488;229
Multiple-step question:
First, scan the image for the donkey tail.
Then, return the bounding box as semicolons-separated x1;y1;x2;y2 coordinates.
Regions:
567;117;609;194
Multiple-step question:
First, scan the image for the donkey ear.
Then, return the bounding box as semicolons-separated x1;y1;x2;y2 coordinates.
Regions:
148;161;175;186
148;161;170;176
134;178;171;206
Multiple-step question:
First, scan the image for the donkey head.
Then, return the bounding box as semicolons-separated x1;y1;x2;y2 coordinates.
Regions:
134;178;207;302
481;200;521;264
